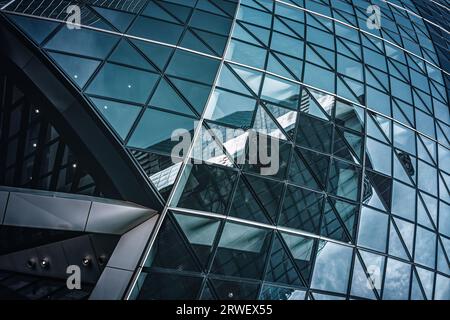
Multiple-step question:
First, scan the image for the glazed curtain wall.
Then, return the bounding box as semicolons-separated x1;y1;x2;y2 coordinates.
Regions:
1;0;449;300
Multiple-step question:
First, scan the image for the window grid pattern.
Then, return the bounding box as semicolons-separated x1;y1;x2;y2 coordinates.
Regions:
133;0;450;300
1;0;449;300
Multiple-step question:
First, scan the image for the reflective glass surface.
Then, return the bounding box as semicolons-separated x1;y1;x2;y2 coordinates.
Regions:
3;0;449;300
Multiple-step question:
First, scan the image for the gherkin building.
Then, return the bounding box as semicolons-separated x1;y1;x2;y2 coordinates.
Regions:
0;0;449;300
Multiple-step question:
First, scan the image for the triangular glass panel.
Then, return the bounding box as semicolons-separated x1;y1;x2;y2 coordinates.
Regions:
109;39;155;70
337;38;359;60
389;60;409;82
216;65;252;95
194;29;228;56
416;267;434;300
339;38;361;60
308;89;334;117
367;66;389;92
350;255;378;299
79;6;115;30
439;173;450;204
441;237;450;262
413;90;430;114
191;125;234;167
267;53;296;80
92;5;134;32
437;240;450;275
90;97;140;140
298;148;329;189
228;177;272;224
281;232;315;284
245;23;271;46
296;107;333;153
169;77;211;114
232;23;261;46
205;121;247;164
276;53;303;80
265;103;298;139
149;215;201;272
289;148;321;191
337;76;361;104
211;222;271;280
359;250;385;297
333;128;362;163
436;122;450;146
417;136;435;165
6;14;59;44
159;1;192;23
365;171;392;211
344;130;363;161
362;34;383;53
332;198;358;241
280;185;323;234
133;40;173;70
393;151;415;186
142;1;178;23
393;217;414;256
130;149;181;199
173;212;220;270
45;28;119;60
241;134;291;181
245;174;283;223
230;64;263;95
392;100;414;127
362;175;386;211
312;45;335;69
344;75;365;100
274;19;299;38
253;105;287;140
196;0;227;16
422;133;438;164
366;70;385;92
171;163;238;214
253;0;272;12
299;90;329;120
150;78;196;116
306;45;332;70
280;17;305;38
335;100;364;132
367;113;388;143
320;200;350;242
265;233;302;286
48;52;100;88
421;192;438;226
410;270;426;300
417;194;434;229
373;113;391;140
308;13;333;32
211;0;236;16
344;39;362;58
388;220;410;260
180;30;216;55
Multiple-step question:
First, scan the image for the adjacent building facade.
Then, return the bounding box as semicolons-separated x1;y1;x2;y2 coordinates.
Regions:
0;0;449;300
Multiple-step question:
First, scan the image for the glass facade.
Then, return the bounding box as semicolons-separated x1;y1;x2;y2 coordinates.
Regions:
0;0;449;300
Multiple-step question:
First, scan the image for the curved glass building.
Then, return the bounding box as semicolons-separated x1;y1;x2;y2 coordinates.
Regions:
0;0;449;300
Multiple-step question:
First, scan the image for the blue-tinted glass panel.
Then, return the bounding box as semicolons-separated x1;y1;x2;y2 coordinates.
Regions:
311;241;352;294
45;28;118;59
128;108;195;154
86;63;159;104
